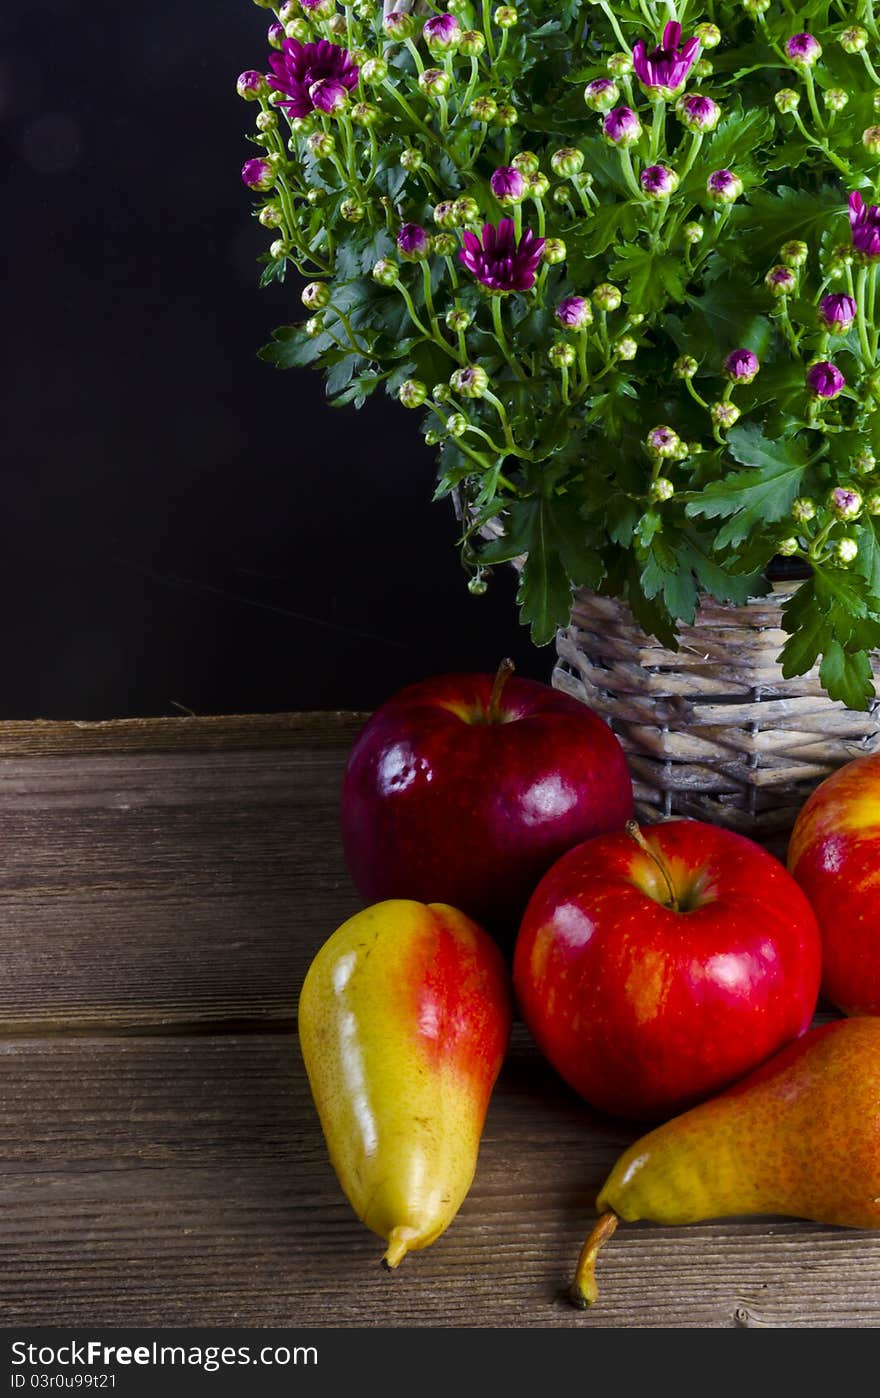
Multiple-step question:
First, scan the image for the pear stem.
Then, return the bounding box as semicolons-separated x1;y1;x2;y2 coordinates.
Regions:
382;1228;411;1269
626;819;679;912
570;1211;619;1308
487;656;515;723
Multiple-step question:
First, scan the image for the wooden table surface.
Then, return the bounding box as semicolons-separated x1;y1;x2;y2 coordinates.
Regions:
1;711;876;1330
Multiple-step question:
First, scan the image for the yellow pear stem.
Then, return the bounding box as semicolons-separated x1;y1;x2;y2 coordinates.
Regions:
626;819;679;912
488;656;516;722
382;1228;412;1269
570;1211;619;1308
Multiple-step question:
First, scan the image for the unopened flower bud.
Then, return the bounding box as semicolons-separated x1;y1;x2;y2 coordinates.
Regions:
259;201;284;227
607;51;633;76
453;196;480;224
423;13;461;51
285;17;312;41
241;157;275;190
647;425;682;458
864;126;880;154
459;30;486;56
512;150;541;176
451;364;489;398
398;150;422;175
470;95;497;122
306;187;325;206
683;221;704;243
267;22;285;48
829;486;863;520
791;497;816;523
307;130;336;157
542;238;567;264
694;58;713;77
707;169;743;203
711;401;741;428
494;5;518;26
724;347;760;384
399;379;428;408
468;574;488;595
447;412;468;436
867;491;880;514
778;537;800;556
650;477;675;502
383;9;416;39
352;101;381;126
584;78;620;112
780;240;808;267
785;33;822;67
742;0;770;14
305;315;324;336
819;293;857;332
807;360;845;398
824;88;849;112
433;200;458;228
269;238;290;259
310;77;349;115
549;342;576;368
603;106;642;147
433;383;452;403
495;104;518;127
419;67;451;99
553;187;572;206
556;296;593;329
765;264;797;295
840;25;868;52
836;537;859;564
528;172;550;199
490;166;527;204
237;70;267;101
641;164;679;199
256;109;278;132
372;257;399;286
361;56;388;84
855;450;877;476
446;306;472;332
593;282;622;311
433;232;457;256
775;88;801;113
694;22;721;47
301;281;331;310
397;223;430;259
615;336;638;360
550;147;584;177
424;430;442;447
677;94;721;132
674;354;698;378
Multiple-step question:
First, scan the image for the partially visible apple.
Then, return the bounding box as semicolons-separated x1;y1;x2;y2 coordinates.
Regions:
340;661;633;938
514;819;822;1120
789;752;880;1014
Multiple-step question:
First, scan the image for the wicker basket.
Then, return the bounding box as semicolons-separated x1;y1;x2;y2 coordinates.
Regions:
553;581;880;843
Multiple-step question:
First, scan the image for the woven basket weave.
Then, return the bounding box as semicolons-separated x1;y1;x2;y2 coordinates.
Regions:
552;582;880;842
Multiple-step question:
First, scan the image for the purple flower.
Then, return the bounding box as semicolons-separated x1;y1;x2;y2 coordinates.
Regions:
423;13;460;49
707;169;743;203
310;76;349;113
830;487;862;519
819;293;857;332
677;93;720;132
785;33;822;67
397;222;430;258
640;164;678;197
267;22;285;48
459;218;546;292
849;191;880;261
603;106;642;147
237;70;267;100
724;348;760;383
267;38;359;119
806;361;845;398
555;296;593;329
490;166;527;203
241;156;275;190
632;21;700;99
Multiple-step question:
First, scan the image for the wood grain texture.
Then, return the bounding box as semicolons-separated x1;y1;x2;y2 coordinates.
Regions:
0;712;368;758
2;1029;878;1329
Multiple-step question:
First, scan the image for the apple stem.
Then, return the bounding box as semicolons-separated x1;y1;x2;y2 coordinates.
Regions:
626;820;679;912
382;1228;411;1269
570;1211;619;1308
487;657;516;723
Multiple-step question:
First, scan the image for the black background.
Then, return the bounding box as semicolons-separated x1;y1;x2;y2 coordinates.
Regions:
2;0;546;720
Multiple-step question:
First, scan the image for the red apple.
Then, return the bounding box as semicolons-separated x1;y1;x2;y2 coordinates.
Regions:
513;819;822;1120
340;661;633;937
789;752;880;1014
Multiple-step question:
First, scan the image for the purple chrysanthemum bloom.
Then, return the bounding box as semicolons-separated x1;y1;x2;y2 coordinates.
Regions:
241;156;275;190
632;21;700;99
724;348;760;383
423;13;460;49
819;293;857;332
555;296;593;329
806;361;845;398
849;191;880;261
459;219;546;292
677;93;720;132
640;164;678;197
267;38;359;119
707;169;743;203
310;76;349;113
785;33;822;67
397;222;430;259
603;106;642;147
490;166;527;204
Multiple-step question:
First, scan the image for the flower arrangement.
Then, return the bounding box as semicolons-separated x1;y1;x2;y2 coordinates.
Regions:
239;0;880;709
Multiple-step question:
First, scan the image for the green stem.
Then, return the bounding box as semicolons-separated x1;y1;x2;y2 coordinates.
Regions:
856;264;873;366
381;80;435;138
618;146;645;201
491;295;525;379
684;376;708;409
803;67;826;134
404;37;425;74
677;131;703;181
649;97;666;162
599;0;631;51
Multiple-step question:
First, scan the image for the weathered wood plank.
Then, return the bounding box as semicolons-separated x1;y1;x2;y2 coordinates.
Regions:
0;748;361;1031
1;1031;877;1329
0;712;367;758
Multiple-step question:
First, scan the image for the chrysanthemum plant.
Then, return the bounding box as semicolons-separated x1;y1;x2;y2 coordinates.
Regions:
239;0;880;708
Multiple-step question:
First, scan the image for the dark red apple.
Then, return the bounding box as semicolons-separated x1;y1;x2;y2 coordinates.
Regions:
340;662;633;936
514;819;822;1120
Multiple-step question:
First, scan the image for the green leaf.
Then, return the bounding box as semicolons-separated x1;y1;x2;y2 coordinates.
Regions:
730;184;843;260
681;266;772;358
685;424;809;546
608;245;687;316
493;494;603;646
857;517;880;595
258;325;326;370
680;530;767;603
780;567;880;708
640;537;698;623
819;641;874;711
